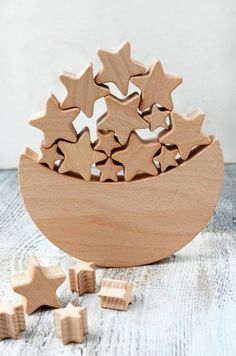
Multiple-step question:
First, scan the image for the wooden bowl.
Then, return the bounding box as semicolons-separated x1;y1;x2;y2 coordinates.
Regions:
19;136;224;267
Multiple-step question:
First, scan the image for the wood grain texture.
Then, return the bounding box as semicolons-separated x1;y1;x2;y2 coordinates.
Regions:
96;158;123;182
0;165;235;355
154;145;178;172
0;302;25;340
38;144;64;169
98;278;133;311
143;105;169;131
18;137;223;267
94;131;121;157
68;260;95;295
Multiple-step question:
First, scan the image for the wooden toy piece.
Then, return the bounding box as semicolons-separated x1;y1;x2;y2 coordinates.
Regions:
143;105;169;131
97;93;149;145
19;137;224;267
54;303;88;344
10;256;66;315
159;109;211;160
96;158;123;182
131;59;183;111
98;279;133;311
95;41;146;96
29;93;79;148
154;145;178;172
0;302;26;340
60;63;109;117
94;131;121;157
68;260;95;295
38;143;64;169
112;132;160;181
58;128;106;181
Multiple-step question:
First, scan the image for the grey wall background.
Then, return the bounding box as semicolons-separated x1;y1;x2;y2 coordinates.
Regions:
0;0;235;168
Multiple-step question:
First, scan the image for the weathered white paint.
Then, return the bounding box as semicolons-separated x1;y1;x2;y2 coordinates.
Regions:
0;0;235;168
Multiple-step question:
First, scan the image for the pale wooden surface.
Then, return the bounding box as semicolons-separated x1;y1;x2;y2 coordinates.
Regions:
0;165;235;355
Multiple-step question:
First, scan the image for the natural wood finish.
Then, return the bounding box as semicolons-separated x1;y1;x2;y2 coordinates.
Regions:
38;143;64;169
10;256;66;314
58;128;106;181
94;131;121;157
29;93;79;148
97;93;148;145
112;132;160;181
98;279;133;311
0;302;26;340
95;41;145;96
54;303;88;344
18;137;223;267
68;260;95;295
154;145;178;172
96;158;123;182
143;105;169;131
159;109;211;160
60;63;109;117
131;59;182;111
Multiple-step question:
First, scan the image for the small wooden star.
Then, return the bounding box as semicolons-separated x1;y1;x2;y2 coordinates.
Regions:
131;59;182;111
112;132;160;181
94;131;121;156
143;105;169;131
0;302;26;340
54;303;88;344
159;109;211;160
97;158;123;182
38;144;64;169
154;145;178;172
10;256;66;315
60;63;109;117
58;128;106;181
29;94;79;148
95;41;146;96
68;260;95;295
97;93;149;145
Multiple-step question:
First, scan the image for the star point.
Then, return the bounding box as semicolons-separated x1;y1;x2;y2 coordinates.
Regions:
38;143;64;169
97;157;123;182
94;131;121;156
154;145;178;172
143;105;170;131
0;302;26;340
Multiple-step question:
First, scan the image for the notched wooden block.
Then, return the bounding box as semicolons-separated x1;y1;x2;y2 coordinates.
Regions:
68;260;96;295
54;303;88;344
0;302;26;340
10;256;66;315
98;278;133;311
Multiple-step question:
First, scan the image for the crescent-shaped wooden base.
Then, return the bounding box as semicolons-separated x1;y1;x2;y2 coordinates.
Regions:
19;136;224;267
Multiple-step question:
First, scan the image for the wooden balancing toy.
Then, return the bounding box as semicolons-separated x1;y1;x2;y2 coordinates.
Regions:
19;41;224;267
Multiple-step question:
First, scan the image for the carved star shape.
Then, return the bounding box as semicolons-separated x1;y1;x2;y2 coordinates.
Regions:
97;93;149;145
154;145;178;172
112;132;161;181
143;105;169;131
159;109;211;160
60;63;109;117
131;59;183;111
0;302;26;340
10;256;66;314
97;158;123;182
58;128;106;181
95;41;146;96
29;94;79;148
94;131;121;156
38;143;64;169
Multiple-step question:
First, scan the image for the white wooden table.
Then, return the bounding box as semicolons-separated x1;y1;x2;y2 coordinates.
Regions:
0;166;235;356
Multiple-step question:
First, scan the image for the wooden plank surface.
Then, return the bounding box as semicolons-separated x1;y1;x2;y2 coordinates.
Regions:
0;166;235;356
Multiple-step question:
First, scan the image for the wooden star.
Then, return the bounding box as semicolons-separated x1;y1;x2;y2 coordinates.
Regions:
29;94;79;148
131;59;183;111
112;132;160;181
97;158;123;182
60;63;109;117
95;41;146;96
143;105;169;131
68;260;96;295
154;145;178;172
10;256;66;315
58;128;106;181
0;302;26;340
38;143;64;169
54;303;88;344
159;109;211;160
97;93;149;145
94;131;121;156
